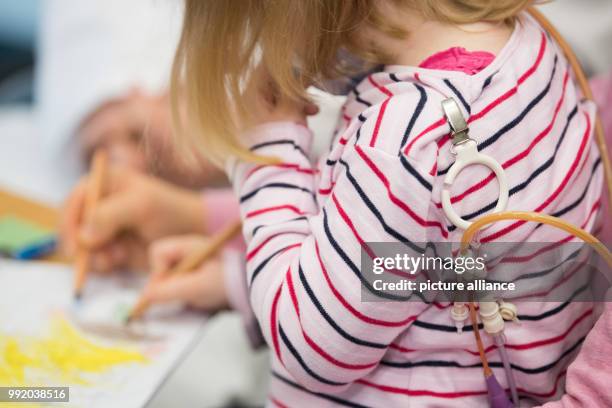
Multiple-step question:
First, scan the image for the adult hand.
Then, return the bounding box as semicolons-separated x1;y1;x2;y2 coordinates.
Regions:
61;165;206;272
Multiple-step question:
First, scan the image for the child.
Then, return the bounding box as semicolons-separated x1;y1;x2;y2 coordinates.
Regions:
170;1;604;406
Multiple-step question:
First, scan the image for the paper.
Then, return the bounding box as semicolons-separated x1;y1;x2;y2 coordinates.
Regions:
0;260;205;408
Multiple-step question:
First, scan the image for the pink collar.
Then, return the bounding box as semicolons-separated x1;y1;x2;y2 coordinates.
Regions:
419;47;495;75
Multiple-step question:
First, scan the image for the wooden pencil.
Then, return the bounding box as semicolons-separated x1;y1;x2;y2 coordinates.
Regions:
73;149;108;300
125;220;242;323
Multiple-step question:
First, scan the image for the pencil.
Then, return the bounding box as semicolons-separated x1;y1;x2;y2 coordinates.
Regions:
125;220;242;324
73;149;108;300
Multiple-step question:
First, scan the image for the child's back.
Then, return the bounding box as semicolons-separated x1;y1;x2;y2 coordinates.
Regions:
250;13;602;407
172;2;604;406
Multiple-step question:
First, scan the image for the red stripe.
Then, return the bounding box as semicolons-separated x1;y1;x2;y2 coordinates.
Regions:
393;304;592;356
355;145;449;238
357;379;487;399
470;32;547;124
331;193;417;280
404;32;547;157
506;308;593;351
518;370;566;398
368;75;393;97
318;185;333;195
286;264;378;370
436;68;570;208
314;241;417;327
358;366;566;400
271;285;283;363
302;331;378;370
514;260;587;300
499;198;598;264
482;112;591;242
270;397;289;408
247;163;317;179
370;98;390;147
403;117;447;156
247;234;282;261
389;343;416;353
246;204;306;219
286;267;300;316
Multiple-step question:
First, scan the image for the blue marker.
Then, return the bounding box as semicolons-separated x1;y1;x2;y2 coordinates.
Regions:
13;237;57;260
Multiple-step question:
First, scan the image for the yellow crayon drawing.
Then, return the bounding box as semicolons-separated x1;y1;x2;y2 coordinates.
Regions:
0;317;146;407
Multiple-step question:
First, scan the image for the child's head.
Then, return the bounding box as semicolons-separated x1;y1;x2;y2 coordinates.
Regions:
171;0;533;164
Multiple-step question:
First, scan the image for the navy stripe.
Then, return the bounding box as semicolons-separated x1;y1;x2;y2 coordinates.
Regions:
250;243;302;285
279;325;348;386
482;72;496;90
444;79;471;114
486;247;581;285
439;56;560;177
322;208;413;301
518;283;589;321
389;73;401;83
339;159;425;252
400;84;428;149
252;216;307;237
399;155;432;191
478;55;559;151
549;157;602;219
356;96;372;107
271;371;371;408
250;139;309;159
298;264;388;349
382;335;584;374
355;127;362;143
411;284;588;333
240;183;315;203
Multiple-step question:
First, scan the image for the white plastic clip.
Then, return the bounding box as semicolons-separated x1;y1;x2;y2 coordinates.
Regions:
440;98;509;230
451;302;469;333
498;300;520;323
478;301;505;335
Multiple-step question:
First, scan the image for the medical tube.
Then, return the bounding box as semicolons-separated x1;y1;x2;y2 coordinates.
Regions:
493;334;519;407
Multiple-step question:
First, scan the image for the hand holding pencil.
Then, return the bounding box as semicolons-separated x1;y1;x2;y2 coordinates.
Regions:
126;221;242;323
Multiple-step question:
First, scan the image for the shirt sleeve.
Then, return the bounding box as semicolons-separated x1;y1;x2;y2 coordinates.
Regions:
222;248;265;349
202;188;244;250
227;120;434;393
538;301;612;408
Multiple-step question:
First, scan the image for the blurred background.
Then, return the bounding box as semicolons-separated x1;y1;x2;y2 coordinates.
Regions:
0;0;611;407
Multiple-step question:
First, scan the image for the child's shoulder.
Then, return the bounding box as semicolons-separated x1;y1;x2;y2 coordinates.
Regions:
347;73;448;159
347;12;562;160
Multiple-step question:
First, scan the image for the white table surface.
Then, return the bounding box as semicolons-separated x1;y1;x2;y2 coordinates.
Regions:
0;106;269;407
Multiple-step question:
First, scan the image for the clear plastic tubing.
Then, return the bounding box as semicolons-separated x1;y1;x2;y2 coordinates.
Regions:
493;334;519;407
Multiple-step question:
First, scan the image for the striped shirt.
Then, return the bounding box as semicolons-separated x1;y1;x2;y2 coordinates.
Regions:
228;13;603;407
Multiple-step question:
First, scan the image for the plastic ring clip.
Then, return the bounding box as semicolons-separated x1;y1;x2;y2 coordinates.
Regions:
440;98;509;230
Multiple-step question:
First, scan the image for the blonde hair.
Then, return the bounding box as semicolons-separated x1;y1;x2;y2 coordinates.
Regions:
171;0;533;165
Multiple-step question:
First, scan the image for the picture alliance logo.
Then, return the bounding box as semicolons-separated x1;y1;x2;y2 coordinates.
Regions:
372;253;486;275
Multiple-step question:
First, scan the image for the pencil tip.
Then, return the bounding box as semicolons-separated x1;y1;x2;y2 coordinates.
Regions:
74;292;82;302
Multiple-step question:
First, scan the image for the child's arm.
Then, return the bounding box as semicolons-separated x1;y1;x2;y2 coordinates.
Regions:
539;302;612;407
229;103;434;392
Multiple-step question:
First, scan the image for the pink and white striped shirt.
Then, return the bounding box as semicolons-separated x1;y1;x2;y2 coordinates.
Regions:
227;13;604;407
